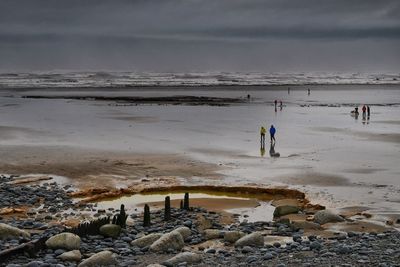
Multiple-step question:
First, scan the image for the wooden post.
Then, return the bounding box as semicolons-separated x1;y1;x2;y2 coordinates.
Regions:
164;196;171;221
183;192;189;210
143;204;151;227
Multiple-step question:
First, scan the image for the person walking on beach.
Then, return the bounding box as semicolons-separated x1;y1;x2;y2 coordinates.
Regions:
367;105;370;117
274;100;277;107
260;126;266;148
362;105;367;116
308;88;310;95
269;125;276;143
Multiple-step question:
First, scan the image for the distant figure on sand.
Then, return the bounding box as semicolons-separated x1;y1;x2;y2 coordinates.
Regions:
279;100;283;111
351;107;359;119
367;105;370;117
247;94;250;100
260;126;266;147
269;125;276;143
308;88;310;95
362;105;366;116
274;100;277;107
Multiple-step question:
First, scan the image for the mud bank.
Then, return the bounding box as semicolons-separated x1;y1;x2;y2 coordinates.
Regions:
71;185;306;204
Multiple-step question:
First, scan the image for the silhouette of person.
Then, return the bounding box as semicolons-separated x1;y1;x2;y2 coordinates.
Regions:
269;125;276;143
279;100;283;111
367;105;370;117
308;88;310;95
260;126;266;148
274;100;277;107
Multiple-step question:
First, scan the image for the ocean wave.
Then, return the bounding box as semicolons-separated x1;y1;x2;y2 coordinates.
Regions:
0;72;399;88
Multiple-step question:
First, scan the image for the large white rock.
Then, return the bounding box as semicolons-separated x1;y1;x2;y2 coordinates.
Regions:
163;252;202;266
78;251;118;267
149;231;184;252
58;250;82;262
131;233;162;248
235;232;264;247
314;210;344;225
224;231;245;243
204;229;222;240
46;233;81;250
171;226;191;240
0;223;30;240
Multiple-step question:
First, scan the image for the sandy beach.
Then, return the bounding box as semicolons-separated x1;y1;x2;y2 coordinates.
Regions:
1;84;399;219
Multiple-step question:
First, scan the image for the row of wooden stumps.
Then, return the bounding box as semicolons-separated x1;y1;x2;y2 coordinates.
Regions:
143;192;190;227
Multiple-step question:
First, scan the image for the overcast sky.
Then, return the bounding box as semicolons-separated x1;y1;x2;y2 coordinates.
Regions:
0;0;399;72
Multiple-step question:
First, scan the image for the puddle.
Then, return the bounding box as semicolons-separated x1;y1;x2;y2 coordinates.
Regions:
228;202;275;223
95;192;275;223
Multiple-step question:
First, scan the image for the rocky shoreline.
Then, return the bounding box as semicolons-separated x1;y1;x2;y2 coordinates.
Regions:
1;175;399;267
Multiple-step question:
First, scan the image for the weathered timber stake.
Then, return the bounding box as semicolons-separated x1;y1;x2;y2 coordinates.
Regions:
164;196;171;221
183;192;190;210
143;204;151;227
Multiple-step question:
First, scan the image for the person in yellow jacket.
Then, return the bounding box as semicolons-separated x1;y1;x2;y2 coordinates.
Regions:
260;126;266;147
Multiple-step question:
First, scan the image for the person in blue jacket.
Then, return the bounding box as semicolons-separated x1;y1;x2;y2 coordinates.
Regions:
270;125;276;143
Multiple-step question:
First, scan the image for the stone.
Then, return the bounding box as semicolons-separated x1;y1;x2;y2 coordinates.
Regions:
171;226;191;241
150;231;185;252
310;241;322;250
204;229;222;240
46;233;81;250
78;251;117;267
235;232;264;247
314;210;344;225
58;250;82;262
224;231;245;243
146;265;165;267
163;252;201;266
273;205;300;217
196;214;213;233
242;246;254;253
99;224;121;238
0;223;30;240
131;233;163;248
292;221;323;230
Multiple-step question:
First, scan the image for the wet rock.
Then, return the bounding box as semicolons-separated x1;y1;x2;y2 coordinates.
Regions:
150;231;185;252
46;233;81;250
78;251;118;267
314;210;344;224
58;250;82;262
131;233;163;248
273;205;300;217
204;229;222;240
171;226;191;240
163;252;202;266
0;223;30;240
99;224;121;238
235;232;264;247
224;231;245;243
292;221;323;230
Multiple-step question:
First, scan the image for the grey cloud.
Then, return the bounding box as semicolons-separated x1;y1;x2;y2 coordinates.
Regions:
0;0;399;71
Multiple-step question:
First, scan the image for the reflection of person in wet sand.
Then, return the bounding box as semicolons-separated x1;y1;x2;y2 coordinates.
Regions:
260;147;265;157
269;142;280;157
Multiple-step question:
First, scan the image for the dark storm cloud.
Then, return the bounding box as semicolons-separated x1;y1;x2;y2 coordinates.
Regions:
0;0;399;71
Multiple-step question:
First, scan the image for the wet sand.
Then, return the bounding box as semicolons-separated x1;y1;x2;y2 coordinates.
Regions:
0;85;400;227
